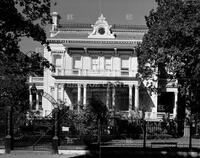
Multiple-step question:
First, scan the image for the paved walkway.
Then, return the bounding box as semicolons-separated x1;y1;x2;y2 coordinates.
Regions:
107;137;200;148
0;137;199;157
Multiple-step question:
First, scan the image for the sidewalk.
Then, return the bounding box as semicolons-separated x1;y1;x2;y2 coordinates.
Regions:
0;137;199;157
0;150;88;158
107;137;200;148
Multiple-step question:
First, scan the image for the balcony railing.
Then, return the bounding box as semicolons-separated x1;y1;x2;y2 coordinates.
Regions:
53;69;137;77
31;77;44;83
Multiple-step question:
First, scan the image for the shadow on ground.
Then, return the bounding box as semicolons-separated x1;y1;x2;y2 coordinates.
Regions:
70;146;200;158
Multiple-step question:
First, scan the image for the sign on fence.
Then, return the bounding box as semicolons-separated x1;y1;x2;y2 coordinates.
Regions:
62;126;69;132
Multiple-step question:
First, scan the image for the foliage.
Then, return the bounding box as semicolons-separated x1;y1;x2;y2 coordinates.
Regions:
60;96;110;144
137;0;200;114
0;0;54;111
115;118;143;139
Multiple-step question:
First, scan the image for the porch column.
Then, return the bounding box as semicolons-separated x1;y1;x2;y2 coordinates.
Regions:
60;84;64;102
173;91;178;118
112;86;116;110
77;84;81;113
61;53;65;75
83;84;87;106
54;84;58;102
129;85;133;112
36;93;39;110
29;88;32;110
134;85;139;110
106;84;110;109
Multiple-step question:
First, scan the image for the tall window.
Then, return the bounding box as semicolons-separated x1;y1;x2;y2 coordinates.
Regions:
53;55;62;75
53;55;62;67
38;90;43;110
105;57;111;70
91;56;99;70
121;57;129;76
73;56;81;69
73;56;81;74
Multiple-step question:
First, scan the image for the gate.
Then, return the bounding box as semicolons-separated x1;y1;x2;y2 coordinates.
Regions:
12;92;58;151
12;110;53;150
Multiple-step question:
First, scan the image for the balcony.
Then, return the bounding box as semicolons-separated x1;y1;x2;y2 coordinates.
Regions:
52;68;137;77
29;77;44;86
32;77;44;83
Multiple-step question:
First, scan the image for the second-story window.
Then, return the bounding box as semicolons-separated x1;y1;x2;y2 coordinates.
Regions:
53;55;62;75
105;57;111;70
91;56;99;70
73;56;81;74
53;55;62;66
121;57;129;76
73;56;81;69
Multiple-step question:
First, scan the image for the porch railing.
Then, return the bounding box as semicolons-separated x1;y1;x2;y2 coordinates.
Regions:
53;68;137;77
31;77;44;83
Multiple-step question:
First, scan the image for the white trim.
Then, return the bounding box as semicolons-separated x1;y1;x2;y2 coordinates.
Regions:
0;149;5;154
58;150;89;155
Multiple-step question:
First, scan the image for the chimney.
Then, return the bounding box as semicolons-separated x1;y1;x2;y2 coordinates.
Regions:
51;12;59;31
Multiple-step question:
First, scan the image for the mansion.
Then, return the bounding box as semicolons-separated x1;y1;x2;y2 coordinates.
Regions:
29;12;178;121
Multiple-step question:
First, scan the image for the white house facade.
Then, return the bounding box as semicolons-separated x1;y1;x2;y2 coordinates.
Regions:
29;12;178;121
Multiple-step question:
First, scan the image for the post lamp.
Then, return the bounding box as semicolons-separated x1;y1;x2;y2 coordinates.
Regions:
31;83;37;110
31;83;37;94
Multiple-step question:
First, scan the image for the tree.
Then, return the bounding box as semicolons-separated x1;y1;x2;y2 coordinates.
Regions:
137;0;200;129
0;0;54;111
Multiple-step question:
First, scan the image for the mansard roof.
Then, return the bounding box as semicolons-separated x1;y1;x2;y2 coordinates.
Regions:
48;14;148;43
49;23;147;41
58;23;148;31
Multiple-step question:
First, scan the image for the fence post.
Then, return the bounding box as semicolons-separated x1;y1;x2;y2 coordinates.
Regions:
189;117;192;149
52;108;59;154
143;119;147;149
5;106;12;154
97;119;102;146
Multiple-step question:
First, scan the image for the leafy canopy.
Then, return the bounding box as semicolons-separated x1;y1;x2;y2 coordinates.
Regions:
138;0;200;112
0;0;53;110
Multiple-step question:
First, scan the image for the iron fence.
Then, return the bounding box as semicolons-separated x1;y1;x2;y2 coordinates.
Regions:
0;107;6;147
1;107;200;152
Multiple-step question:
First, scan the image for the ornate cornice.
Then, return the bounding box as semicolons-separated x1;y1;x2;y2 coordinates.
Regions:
47;39;141;45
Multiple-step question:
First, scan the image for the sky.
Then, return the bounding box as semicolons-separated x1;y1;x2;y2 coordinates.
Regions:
52;0;156;25
20;0;157;53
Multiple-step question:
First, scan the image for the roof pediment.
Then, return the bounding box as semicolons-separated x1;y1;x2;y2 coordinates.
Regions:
88;14;115;39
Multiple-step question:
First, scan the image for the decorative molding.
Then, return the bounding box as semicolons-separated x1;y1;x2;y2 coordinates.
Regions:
88;14;115;39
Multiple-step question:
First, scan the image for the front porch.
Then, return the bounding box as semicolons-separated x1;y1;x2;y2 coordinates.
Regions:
56;83;140;115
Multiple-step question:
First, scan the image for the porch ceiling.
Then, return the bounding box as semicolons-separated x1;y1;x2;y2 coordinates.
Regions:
52;75;139;81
